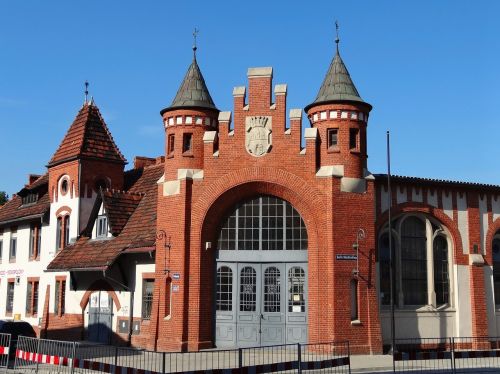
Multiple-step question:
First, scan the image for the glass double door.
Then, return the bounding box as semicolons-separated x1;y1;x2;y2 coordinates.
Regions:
215;262;307;348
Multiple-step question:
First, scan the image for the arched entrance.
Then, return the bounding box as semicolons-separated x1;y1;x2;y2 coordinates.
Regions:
215;195;308;348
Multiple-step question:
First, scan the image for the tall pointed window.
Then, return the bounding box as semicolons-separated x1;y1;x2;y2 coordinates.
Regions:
378;214;451;308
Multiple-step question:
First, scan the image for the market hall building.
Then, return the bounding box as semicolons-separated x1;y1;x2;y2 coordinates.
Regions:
0;40;499;354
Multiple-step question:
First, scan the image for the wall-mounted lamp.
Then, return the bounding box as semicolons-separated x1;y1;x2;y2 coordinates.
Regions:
156;229;171;274
352;228;366;277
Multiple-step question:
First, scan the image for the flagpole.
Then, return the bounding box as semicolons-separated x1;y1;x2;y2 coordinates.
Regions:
387;131;396;357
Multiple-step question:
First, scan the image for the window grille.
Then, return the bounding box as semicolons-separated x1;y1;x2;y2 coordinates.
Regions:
6;281;14;314
218;195;307;251
216;266;233;311
288;267;305;313
142;279;154;320
264;267;281;313
239;267;256;312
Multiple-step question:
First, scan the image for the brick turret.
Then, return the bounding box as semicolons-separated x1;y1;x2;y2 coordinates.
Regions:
160;51;219;180
304;40;372;181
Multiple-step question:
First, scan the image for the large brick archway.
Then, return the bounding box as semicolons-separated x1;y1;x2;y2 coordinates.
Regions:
186;168;328;349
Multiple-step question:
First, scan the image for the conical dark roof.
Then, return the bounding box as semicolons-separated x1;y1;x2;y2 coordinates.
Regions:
305;48;370;111
160;57;217;115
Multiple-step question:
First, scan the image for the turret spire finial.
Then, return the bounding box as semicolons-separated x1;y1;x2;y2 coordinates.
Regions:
192;27;199;59
84;81;89;104
335;20;340;53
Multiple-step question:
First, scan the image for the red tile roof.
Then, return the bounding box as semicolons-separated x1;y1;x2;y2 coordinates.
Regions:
47;163;164;271
0;174;50;226
102;190;143;235
48;102;126;167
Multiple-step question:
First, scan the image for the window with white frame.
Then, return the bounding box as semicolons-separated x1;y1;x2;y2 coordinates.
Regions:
378;214;451;308
96;215;108;238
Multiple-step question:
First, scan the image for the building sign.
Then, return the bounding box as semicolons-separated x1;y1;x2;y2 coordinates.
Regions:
0;269;24;278
172;273;180;280
336;254;357;261
172;285;180;292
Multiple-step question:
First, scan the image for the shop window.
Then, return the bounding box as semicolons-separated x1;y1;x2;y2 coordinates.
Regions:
6;281;14;315
29;224;42;260
142;279;154;320
26;279;39;316
54;278;66;316
327;128;338;149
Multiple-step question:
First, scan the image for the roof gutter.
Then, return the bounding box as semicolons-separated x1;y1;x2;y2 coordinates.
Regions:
0;212;48;228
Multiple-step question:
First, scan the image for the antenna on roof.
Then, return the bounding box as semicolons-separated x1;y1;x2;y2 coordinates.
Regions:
84;81;89;104
335;20;340;52
192;27;199;59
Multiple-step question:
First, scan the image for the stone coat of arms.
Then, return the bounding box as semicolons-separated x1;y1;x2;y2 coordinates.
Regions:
245;116;272;157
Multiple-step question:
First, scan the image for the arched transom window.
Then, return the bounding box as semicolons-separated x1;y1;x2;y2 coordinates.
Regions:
378;214;452;308
218;195;308;251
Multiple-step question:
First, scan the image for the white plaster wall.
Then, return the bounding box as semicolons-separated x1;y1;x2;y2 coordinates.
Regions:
493;195;500;222
457;193;470;255
380;310;456;342
442;191;453;220
455;265;472;337
396;186;407;205
428;190;438;208
133;263;156;319
412;188;423;203
479;195;488;255
484;265;497;336
380;187;389;214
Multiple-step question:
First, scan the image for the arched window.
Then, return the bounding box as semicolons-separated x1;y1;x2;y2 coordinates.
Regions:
493;237;500;306
378;214;452;308
218;196;307;251
264;267;281;313
401;217;427;305
239;267;256;312
433;235;449;306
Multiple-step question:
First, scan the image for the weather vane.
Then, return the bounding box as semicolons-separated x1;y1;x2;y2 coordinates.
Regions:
84;81;89;104
193;27;199;57
335;20;340;50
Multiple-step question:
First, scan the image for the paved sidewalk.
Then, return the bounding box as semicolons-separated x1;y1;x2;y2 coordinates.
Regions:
351;354;394;373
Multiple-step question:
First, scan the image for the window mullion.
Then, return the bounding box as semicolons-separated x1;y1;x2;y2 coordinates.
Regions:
259;197;262;251
426;220;435;307
282;200;286;250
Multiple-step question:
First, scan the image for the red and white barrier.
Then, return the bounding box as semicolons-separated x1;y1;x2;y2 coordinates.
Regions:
0;346;9;355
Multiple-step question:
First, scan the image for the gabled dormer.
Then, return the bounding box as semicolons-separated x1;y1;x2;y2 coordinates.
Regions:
85;189;143;240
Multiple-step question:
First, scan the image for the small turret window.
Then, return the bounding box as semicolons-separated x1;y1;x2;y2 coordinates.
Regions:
183;133;193;154
61;179;68;195
327;128;338;149
349;128;359;150
168;134;175;156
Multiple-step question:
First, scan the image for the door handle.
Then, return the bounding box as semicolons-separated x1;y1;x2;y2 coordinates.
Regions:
260;313;264;320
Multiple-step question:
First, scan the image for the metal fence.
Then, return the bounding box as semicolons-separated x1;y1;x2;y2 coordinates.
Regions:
394;336;500;373
0;333;11;372
14;336;351;374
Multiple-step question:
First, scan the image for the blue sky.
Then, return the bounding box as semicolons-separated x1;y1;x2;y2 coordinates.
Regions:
1;1;498;196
